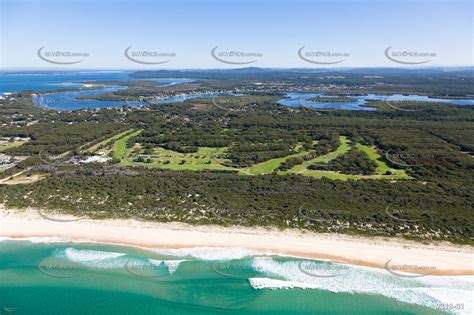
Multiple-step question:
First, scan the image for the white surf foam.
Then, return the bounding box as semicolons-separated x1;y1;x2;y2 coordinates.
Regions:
48;247;129;269
249;257;474;314
54;248;187;274
152;247;261;260
63;248;125;262
163;260;185;274
148;259;186;274
250;277;319;290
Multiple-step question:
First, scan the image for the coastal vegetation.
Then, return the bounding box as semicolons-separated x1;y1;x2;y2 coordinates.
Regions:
0;70;473;244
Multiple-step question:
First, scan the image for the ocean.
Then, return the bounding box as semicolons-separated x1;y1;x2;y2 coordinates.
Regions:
0;71;197;110
0;71;134;94
1;239;471;314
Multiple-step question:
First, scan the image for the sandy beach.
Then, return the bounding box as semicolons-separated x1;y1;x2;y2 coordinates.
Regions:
1;207;473;276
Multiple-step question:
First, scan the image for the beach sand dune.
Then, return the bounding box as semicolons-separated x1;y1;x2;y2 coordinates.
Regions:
1;207;472;276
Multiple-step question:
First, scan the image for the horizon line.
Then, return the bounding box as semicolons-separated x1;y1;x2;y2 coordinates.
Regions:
2;65;474;72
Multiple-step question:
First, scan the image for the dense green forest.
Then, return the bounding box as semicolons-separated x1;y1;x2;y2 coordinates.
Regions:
1;71;473;244
308;147;377;175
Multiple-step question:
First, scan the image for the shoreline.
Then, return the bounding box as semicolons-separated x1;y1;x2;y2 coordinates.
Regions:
1;207;473;276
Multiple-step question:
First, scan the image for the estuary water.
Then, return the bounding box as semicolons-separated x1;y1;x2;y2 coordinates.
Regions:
2;71;474;111
277;93;474;111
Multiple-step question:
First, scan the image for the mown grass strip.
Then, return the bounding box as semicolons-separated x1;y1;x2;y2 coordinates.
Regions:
83;129;135;153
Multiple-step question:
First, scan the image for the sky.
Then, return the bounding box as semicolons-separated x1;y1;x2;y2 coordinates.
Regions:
0;0;472;69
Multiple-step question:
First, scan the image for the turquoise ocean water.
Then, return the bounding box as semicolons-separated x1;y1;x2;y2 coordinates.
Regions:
1;239;471;314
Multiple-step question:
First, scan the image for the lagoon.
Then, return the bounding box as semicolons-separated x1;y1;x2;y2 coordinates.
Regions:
277;93;474;110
